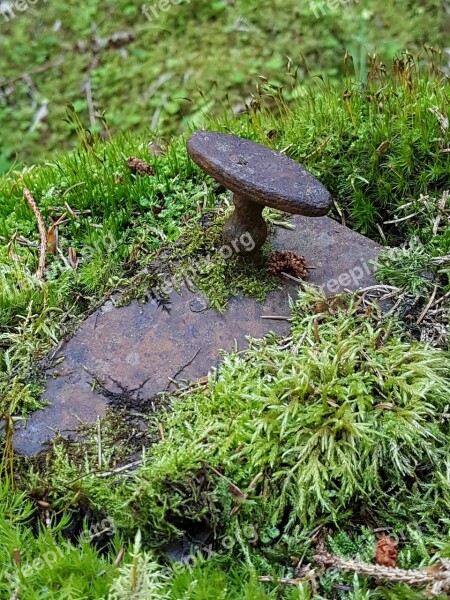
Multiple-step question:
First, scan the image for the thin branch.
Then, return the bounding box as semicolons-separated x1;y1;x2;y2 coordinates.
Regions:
430;289;450;309
383;213;419;225
95;459;143;478
302;136;331;162
314;551;450;595
432;190;449;236
260;315;292;321
97;416;102;470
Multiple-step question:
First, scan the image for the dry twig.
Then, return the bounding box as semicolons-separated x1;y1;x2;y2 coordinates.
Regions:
23;189;47;280
314;550;450;596
259;575;308;585
416;285;438;325
97;416;102;470
432;190;449;236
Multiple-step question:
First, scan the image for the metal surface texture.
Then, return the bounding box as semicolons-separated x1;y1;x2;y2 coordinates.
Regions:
187;131;331;215
14;215;381;455
187;131;332;250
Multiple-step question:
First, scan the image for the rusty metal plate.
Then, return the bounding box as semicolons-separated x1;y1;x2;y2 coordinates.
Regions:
14;216;381;455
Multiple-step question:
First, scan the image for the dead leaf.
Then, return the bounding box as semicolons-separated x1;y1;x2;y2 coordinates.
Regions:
314;297;346;316
47;224;58;255
375;402;395;410
374;332;384;349
228;483;247;500
148;142;165;157
47;213;67;255
313;319;320;344
376;140;390;154
363;307;374;318
68;247;79;270
328;297;346;314
314;301;329;314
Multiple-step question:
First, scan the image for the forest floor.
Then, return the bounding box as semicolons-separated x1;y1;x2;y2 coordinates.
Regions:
0;2;450;598
0;0;448;169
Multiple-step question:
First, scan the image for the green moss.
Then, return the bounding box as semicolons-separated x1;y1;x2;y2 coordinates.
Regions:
1;54;450;599
0;290;450;598
168;210;279;311
5;289;449;598
145;288;450;534
1;0;447;169
115;206;280;312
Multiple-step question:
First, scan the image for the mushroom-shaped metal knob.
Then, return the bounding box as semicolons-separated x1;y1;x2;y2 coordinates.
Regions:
186;131;331;252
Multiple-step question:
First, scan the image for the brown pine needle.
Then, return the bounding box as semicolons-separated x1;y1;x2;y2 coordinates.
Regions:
416;285;438;325
261;315;292;321
23;189;47;280
97;416;102;470
113;548;125;567
313;319;320;343
259;575;308;585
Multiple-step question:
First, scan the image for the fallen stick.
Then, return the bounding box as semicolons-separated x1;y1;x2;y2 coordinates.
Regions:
260;315;292;321
314;550;450;596
97;416;102;470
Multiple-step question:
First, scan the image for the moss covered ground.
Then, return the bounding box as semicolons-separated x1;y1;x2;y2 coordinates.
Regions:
0;3;450;597
0;0;448;169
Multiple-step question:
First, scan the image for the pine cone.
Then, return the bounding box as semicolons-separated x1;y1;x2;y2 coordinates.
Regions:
375;536;398;568
127;157;154;176
267;251;309;280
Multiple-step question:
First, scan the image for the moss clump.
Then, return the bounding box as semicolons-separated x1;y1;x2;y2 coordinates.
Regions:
3;289;450;599
117;288;450;538
169;210;279;311
37;289;446;552
119;207;281;312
